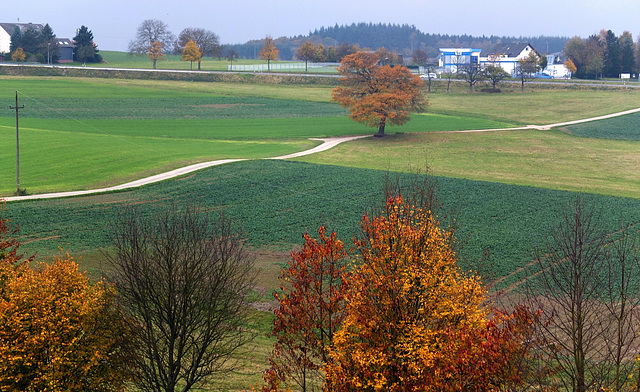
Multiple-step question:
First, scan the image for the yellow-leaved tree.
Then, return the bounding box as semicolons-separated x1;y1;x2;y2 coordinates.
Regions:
182;39;202;70
259;35;279;71
0;255;138;392
0;208;138;392
325;195;487;391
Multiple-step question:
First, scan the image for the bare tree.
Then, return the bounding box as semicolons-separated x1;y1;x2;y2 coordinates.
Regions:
175;27;222;70
458;61;484;92
526;196;640;392
527;196;607;392
106;206;255;392
128;19;175;55
516;51;541;91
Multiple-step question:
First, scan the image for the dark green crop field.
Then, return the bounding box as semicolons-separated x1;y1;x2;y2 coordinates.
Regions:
6;159;640;292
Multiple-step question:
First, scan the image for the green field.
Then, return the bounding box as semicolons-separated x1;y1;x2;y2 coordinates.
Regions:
2;70;640;390
0;76;513;195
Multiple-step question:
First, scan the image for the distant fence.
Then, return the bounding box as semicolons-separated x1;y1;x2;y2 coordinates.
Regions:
228;62;340;72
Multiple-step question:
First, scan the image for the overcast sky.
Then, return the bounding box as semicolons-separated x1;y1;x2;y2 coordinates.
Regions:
2;0;639;51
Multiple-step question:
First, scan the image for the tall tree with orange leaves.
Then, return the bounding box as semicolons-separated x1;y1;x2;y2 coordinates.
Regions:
332;51;427;137
325;195;487;390
262;227;349;392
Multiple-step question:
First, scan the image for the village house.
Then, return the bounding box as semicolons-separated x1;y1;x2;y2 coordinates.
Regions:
0;22;44;53
479;42;539;75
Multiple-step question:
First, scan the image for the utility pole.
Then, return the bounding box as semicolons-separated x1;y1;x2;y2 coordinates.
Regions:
9;91;24;195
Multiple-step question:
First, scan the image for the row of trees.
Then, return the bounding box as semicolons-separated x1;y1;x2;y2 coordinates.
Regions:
565;29;638;79
8;24;101;64
128;19;223;69
8;24;58;63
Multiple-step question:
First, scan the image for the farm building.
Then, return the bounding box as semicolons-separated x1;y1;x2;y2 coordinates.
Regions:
0;22;44;53
479;42;539;75
55;38;74;63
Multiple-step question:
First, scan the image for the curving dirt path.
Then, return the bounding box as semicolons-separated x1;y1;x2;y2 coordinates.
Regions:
5;106;640;202
4;135;370;202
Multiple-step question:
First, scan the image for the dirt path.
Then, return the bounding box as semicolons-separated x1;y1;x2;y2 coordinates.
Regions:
4;136;369;202
5;106;640;202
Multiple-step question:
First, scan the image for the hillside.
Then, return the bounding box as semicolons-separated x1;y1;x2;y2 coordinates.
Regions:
224;22;569;60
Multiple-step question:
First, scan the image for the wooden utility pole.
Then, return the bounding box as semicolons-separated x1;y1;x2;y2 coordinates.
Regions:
9;91;24;195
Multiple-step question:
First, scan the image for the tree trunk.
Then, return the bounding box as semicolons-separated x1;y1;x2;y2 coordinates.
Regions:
153;59;157;69
375;117;386;137
198;61;201;71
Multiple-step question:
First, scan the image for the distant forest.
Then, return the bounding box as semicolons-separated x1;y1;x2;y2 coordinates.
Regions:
224;22;569;61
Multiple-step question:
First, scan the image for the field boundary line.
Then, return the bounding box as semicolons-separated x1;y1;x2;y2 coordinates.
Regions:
3;136;369;202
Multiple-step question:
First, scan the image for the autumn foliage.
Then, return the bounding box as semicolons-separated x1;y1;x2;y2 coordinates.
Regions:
332;51;427;137
265;195;538;391
0;256;137;392
0;207;136;392
263;227;349;391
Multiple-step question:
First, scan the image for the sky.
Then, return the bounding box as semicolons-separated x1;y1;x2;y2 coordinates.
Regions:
2;0;639;51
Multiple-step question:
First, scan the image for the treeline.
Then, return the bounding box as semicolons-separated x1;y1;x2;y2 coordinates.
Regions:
8;23;58;63
8;23;101;64
565;29;639;79
225;22;569;61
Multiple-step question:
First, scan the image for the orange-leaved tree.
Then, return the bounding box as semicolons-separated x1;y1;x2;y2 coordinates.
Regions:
263;227;349;392
324;195;537;391
259;35;279;71
147;40;165;69
332;51;427;137
181;39;201;70
0;255;138;392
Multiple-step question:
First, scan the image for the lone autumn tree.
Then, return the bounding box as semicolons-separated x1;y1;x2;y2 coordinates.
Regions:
182;39;202;70
147;40;165;69
297;40;324;72
259;35;279;71
332;51;427;137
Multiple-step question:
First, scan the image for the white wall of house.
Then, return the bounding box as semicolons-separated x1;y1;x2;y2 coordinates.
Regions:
480;45;536;75
0;28;11;54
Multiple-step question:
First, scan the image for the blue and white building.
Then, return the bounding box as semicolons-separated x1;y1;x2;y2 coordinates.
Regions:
438;48;482;73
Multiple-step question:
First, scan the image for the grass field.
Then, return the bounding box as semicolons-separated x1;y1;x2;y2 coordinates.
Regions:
0;76;515;196
3;71;640;390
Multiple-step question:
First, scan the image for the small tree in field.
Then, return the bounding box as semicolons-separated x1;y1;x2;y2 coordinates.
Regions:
147;40;165;69
182;39;201;70
259;35;279;71
516;50;542;91
297;40;324;73
332;51;427;137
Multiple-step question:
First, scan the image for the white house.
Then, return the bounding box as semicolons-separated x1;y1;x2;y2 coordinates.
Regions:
438;48;482;73
543;52;572;79
0;22;44;53
479;42;539;75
